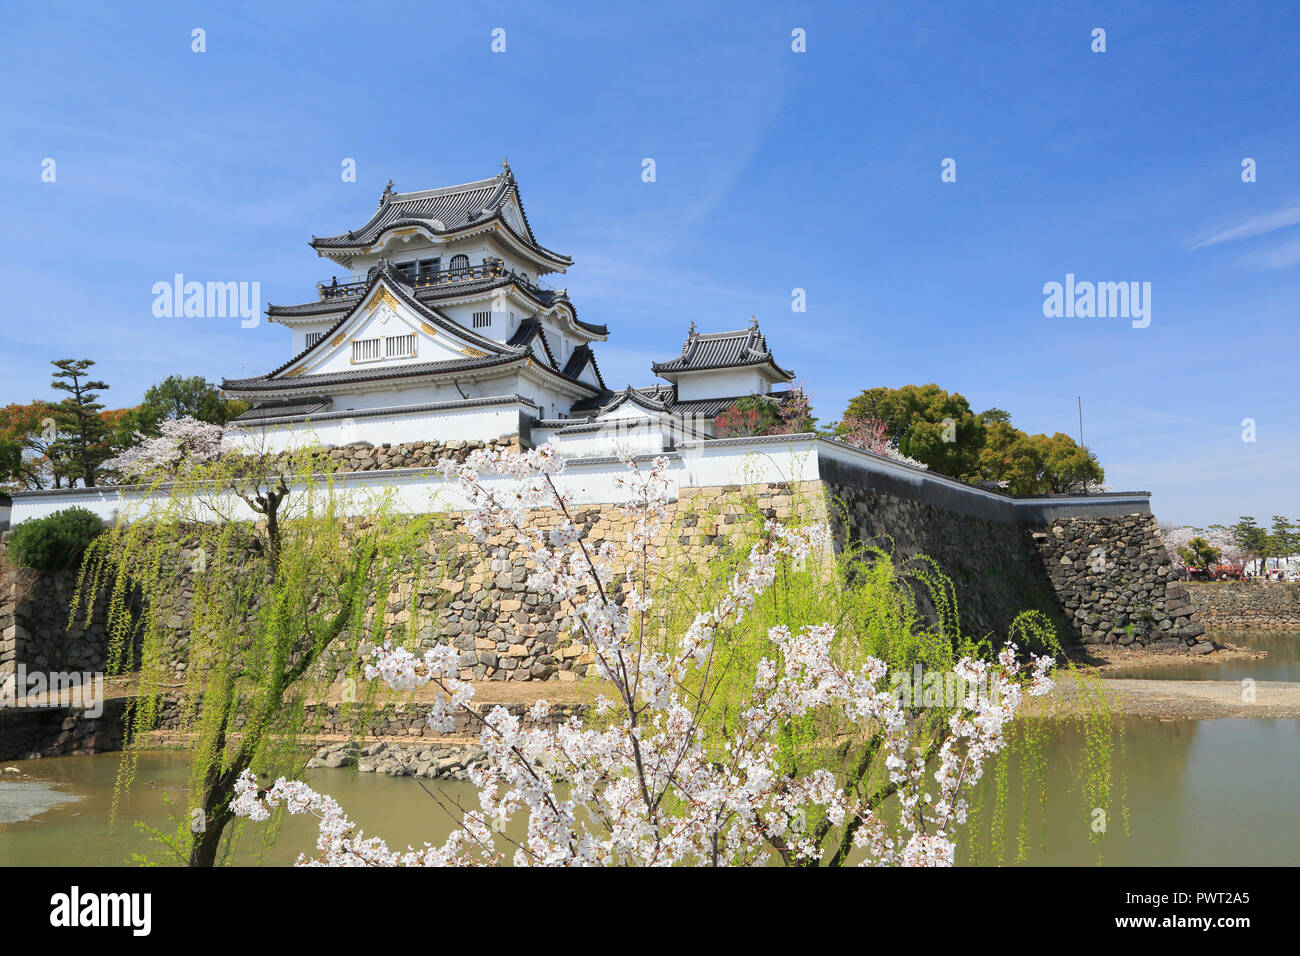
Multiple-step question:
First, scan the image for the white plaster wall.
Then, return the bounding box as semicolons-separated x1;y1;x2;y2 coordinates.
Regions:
229;403;530;453
674;368;768;401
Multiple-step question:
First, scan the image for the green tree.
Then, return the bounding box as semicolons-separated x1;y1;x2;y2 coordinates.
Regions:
1034;432;1104;494
0;435;21;487
1230;516;1271;575
1269;516;1298;564
842;384;984;477
114;375;248;445
76;439;448;866
49;359;111;487
974;424;1103;495
1178;536;1220;574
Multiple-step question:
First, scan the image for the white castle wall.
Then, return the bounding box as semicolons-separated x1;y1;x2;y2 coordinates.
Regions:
8;435;1150;530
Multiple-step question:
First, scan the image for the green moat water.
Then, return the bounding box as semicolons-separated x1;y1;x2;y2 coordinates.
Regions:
2;631;1297;866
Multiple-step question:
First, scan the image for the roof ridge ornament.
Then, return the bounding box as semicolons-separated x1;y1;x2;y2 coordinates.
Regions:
377;178;395;209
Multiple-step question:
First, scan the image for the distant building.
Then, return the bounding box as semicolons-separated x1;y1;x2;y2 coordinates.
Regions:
222;165;794;454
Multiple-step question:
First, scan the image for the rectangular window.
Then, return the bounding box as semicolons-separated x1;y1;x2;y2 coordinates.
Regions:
396;261;417;281
417;258;440;277
386;333;416;358
305;331;324;349
351;337;382;362
472;311;493;329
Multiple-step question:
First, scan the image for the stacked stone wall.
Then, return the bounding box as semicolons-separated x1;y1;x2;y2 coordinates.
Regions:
1184;581;1300;630
1027;513;1208;652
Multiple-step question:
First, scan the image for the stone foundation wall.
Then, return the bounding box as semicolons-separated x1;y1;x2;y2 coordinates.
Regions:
0;481;819;688
1;473;1212;704
282;436;520;473
1184;581;1300;630
0;567;117;686
1027;514;1207;652
824;480;1206;652
404;480;822;682
0;699;127;761
824;481;1066;640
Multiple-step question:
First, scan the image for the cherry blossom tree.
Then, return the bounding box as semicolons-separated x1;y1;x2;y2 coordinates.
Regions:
837;414;930;471
102;416;229;479
233;444;1051;866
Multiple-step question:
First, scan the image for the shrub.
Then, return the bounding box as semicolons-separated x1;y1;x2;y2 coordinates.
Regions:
6;507;105;570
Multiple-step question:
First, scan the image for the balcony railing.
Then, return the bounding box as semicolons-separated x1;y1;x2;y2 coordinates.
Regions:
317;258;557;301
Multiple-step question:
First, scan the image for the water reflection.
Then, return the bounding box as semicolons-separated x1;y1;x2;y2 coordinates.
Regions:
3;715;1298;867
1102;630;1300;682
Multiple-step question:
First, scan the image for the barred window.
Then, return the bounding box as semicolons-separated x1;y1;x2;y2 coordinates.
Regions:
386;333;416;358
305;331;325;349
449;254;470;272
351;338;381;362
472;311;493;328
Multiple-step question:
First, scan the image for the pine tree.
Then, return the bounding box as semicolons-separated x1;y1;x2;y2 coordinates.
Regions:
49;358;110;487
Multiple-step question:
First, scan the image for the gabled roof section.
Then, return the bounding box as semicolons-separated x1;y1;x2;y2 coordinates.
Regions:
247;262;510;383
222;266;605;399
651;318;795;380
597;386;672;416
571;383;673;414
506;317;559;367
309;164;572;269
561;344;607;391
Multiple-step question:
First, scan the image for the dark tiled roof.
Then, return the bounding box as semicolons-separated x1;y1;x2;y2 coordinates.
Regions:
670;394;785;419
561;344;607;390
268;273;607;338
651;320;794;379
223;353;526;393
232;398;331;423
310;168;571;266
569;387;790;421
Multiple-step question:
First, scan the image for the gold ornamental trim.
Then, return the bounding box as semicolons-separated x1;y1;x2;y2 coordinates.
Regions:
369;287;399;314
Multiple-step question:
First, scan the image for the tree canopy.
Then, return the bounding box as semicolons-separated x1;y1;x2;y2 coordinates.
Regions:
839;384;1103;494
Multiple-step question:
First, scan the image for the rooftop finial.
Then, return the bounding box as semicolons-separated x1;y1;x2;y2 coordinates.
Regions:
501;156;511;174
749;314;759;329
377;178;395;209
688;320;696;335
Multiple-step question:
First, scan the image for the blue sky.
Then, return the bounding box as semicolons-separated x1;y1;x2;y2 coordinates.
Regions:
1;1;1297;525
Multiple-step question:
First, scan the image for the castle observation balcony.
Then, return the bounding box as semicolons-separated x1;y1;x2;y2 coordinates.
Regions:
317;257;555;301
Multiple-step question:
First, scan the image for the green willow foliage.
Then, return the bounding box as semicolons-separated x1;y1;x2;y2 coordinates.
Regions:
638;484;1117;866
72;447;450;866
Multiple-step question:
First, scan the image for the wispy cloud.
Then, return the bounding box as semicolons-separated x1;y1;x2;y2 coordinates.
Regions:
1241;238;1300;270
1191;204;1300;250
